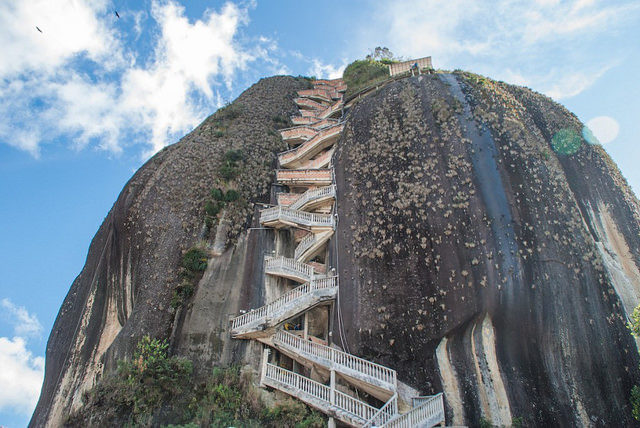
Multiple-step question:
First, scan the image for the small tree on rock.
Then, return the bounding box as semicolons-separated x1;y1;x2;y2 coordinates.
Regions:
366;46;396;62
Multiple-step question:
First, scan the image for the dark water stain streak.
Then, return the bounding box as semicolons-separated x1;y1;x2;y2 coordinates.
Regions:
440;73;523;304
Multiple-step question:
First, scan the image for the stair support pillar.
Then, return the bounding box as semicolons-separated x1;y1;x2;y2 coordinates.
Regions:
328;301;334;345
330;369;336;406
260;347;270;387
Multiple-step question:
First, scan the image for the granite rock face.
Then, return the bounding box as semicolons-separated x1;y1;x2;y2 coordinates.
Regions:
32;72;640;427
30;76;311;427
333;73;640;426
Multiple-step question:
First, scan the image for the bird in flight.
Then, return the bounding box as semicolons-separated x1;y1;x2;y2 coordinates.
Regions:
115;10;120;18
36;26;43;33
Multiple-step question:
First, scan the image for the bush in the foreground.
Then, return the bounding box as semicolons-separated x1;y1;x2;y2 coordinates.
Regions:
189;366;324;428
628;304;640;420
65;336;193;426
66;344;324;427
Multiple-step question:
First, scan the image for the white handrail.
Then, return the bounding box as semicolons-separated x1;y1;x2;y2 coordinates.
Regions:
265;362;330;401
276;168;333;184
260;206;334;228
265;256;315;281
362;393;398;428
278;124;343;165
384;393;445;428
289;185;336;211
263;362;381;424
279;119;340;133
230;276;337;331
273;330;397;389
280;126;317;142
300;148;334;170
295;97;328;110
297;88;339;101
335;389;379;422
308;118;341;130
294;233;317;261
291;116;316;125
318;101;343;119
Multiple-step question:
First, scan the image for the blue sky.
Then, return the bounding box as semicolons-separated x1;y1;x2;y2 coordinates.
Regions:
0;0;638;426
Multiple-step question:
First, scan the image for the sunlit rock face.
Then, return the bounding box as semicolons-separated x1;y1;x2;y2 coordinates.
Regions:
30;76;311;427
32;71;640;427
333;72;640;426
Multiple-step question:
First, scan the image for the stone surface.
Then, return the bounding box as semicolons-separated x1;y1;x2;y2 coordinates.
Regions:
30;76;311;427
333;72;640;426
31;72;640;427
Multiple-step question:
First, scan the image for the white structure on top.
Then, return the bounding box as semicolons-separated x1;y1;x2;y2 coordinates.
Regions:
388;57;433;77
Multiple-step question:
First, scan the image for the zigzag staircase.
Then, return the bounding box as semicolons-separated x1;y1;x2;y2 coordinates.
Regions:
231;78;445;427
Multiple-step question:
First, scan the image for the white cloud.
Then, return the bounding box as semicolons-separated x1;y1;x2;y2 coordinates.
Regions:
372;0;637;61
119;1;255;154
542;70;605;99
308;59;347;80
0;0;120;77
371;1;486;61
1;299;43;338
132;10;148;39
586;116;620;144
0;337;44;415
365;0;638;98
0;0;271;157
495;69;531;87
496;66;610;100
49;75;126;153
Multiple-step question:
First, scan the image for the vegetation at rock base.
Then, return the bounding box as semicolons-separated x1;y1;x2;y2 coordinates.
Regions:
478;417;493;428
65;337;323;427
632;385;640;421
181;366;324;428
628;304;640;420
65;336;193;426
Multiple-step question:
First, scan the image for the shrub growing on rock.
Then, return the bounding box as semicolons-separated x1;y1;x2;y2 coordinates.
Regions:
65;336;193;426
211;188;225;201
205;200;223;217
224;189;240;202
223;149;244;164
180;248;208;273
